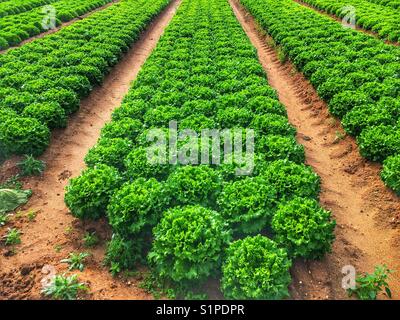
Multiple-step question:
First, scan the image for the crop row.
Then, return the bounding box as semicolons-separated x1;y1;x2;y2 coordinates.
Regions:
0;0;59;18
364;0;400;9
0;0;114;50
0;0;171;162
299;0;400;42
64;0;335;299
240;0;400;194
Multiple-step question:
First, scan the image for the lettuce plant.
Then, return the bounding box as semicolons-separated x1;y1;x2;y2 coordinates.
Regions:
148;205;232;284
221;235;292;300
272;197;336;259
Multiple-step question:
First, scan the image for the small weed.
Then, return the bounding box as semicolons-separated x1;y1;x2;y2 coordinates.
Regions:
54;244;63;253
4;228;21;245
17;155;45;176
64;226;74;235
138;272;176;299
42;274;88;300
335;130;346;141
348;265;393;300
15;210;24;219
26;210;37;221
83;231;99;248
0;175;22;190
0;213;10;226
61;252;90;271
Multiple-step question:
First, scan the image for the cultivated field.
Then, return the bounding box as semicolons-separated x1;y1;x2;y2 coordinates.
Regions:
0;0;399;301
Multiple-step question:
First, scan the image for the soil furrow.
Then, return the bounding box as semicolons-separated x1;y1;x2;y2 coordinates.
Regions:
0;0;181;300
230;0;400;300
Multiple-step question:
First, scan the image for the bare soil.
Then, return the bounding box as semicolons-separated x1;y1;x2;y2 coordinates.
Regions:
0;0;181;300
230;0;400;300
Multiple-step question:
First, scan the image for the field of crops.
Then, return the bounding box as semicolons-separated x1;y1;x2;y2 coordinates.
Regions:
0;0;399;302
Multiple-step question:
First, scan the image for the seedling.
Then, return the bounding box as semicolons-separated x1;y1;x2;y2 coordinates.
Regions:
42;274;88;300
17;155;45;176
0;175;22;190
64;226;74;235
15;210;24;219
54;244;63;253
26;210;37;221
61;252;90;271
4;228;21;245
83;231;99;248
348;265;393;300
335;130;346;142
0;213;9;226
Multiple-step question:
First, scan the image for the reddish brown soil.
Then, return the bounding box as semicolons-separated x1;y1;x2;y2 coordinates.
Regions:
0;0;120;55
294;0;399;47
230;0;400;300
0;0;181;300
1;0;399;301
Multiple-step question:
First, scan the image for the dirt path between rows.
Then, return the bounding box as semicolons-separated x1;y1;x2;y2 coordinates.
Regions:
231;0;400;300
293;0;399;47
0;0;181;300
0;0;120;55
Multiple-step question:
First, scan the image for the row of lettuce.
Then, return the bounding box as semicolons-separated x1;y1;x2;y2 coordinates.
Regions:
366;0;400;9
0;0;171;162
0;0;58;18
64;0;335;299
240;0;400;195
0;0;114;50
299;0;400;43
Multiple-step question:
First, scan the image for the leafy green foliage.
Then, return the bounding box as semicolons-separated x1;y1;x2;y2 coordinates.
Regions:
257;134;305;163
100;118;143;141
124;146;171;181
240;0;400;195
0;0;171;161
85;138;133;171
61;252;90;271
83;231;100;248
272;197;336;259
348;265;393;300
65;164;121;220
0;188;32;214
17;155;45;176
63;0;330;298
0;213;9;226
357;125;400;162
22;102;67;129
251;114;296;137
42;274;88;300
104;233;145;272
3;228;21;245
107;178;169;236
148;205;231;285
0;117;50;156
260;160;320;200
381;155;400;194
165;166;222;208
217;177;278;234
221;235;292;300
